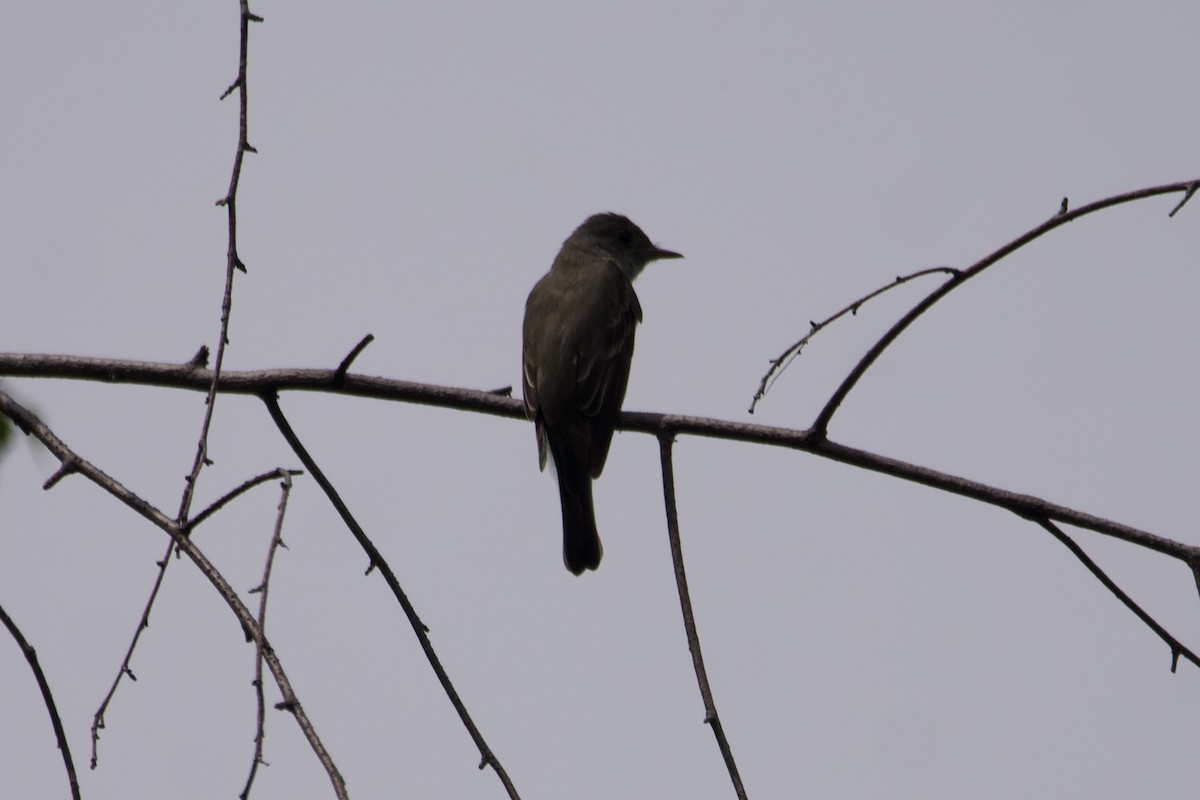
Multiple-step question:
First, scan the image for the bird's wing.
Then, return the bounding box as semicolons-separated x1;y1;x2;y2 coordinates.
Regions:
522;260;642;477
574;264;641;477
521;323;550;471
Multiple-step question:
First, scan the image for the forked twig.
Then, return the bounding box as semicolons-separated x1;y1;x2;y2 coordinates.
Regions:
1033;517;1200;671
95;1;267;758
0;390;348;799
807;180;1199;435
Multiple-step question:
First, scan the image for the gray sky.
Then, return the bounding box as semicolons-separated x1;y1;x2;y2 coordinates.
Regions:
3;2;1199;798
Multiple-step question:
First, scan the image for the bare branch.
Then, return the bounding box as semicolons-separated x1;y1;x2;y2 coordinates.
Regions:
91;538;174;769
0;602;81;800
1168;182;1197;217
95;3;266;755
180;0;263;525
259;393;523;800
3;355;1194;567
1033;518;1200;672
188;345;211;369
749;266;960;413
43;455;80;489
185;468;304;534
241;472;293;800
0;390;348;799
658;435;748;799
334;334;375;383
808;179;1199;435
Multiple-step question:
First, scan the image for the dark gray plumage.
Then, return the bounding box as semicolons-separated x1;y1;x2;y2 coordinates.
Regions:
522;213;682;574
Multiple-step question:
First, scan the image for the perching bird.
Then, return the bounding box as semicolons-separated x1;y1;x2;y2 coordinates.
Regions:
522;213;682;574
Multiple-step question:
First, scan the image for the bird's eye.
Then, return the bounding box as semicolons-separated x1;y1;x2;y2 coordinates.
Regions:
617;231;632;245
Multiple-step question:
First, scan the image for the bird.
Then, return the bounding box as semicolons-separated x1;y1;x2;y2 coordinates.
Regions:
522;213;682;574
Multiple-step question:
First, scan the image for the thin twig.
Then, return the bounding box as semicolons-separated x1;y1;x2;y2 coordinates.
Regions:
97;3;267;753
0;602;81;800
240;472;293;800
1168;182;1197;217
92;467;298;767
0;390;348;799
749;266;960;413
334;334;375;383
809;179;1199;435
1033;518;1200;672
91;538;174;769
658;435;748;799
260;393;522;800
185;467;304;533
181;0;263;525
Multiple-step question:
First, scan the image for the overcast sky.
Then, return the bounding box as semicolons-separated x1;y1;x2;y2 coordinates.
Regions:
3;2;1199;798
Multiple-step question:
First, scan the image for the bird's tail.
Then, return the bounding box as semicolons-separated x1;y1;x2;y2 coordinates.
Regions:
555;465;603;575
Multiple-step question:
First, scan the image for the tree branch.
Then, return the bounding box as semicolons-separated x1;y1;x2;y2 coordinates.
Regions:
1034;518;1200;671
91;537;174;769
749;266;960;413
2;354;1192;566
98;3;268;761
658;435;747;799
806;179;1198;435
185;468;304;534
260;394;523;800
241;471;294;800
182;0;263;523
0;390;348;799
0;601;81;800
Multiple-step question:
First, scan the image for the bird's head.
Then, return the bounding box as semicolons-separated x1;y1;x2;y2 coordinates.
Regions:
565;213;682;280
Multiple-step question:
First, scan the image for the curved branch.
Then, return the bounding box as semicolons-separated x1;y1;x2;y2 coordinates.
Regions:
334;334;375;383
809;179;1198;435
260;394;523;800
658;435;747;799
186;467;304;533
749;266;960;413
0;601;80;800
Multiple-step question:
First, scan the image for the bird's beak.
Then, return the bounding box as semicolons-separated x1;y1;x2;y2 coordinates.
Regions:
651;247;683;261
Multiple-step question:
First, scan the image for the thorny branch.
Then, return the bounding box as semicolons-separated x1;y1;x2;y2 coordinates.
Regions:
749;266;960;413
91;537;173;769
91;469;297;768
769;180;1198;436
91;1;267;769
0;390;349;800
240;472;294;800
182;0;262;527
